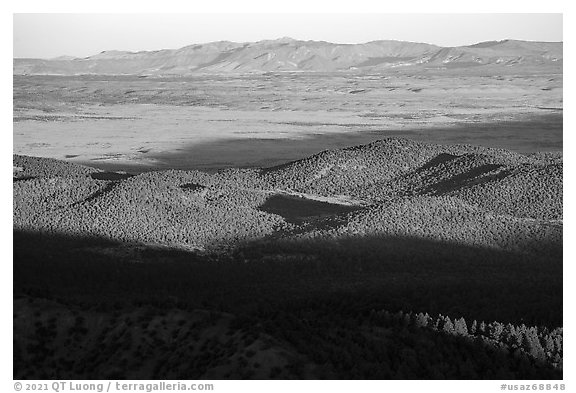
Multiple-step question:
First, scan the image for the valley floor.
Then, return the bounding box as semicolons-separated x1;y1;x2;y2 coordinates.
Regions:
13;72;562;172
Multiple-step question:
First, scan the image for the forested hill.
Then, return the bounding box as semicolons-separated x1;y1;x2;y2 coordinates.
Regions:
13;138;562;379
14;137;562;252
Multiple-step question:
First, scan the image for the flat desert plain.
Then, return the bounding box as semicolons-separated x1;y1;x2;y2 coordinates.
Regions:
13;69;562;172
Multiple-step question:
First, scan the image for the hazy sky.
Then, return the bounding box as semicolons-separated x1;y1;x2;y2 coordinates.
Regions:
13;13;563;59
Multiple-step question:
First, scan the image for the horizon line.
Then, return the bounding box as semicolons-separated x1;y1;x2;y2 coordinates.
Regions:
13;37;564;60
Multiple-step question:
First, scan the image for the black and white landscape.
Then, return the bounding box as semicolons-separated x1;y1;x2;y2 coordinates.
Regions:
13;32;562;380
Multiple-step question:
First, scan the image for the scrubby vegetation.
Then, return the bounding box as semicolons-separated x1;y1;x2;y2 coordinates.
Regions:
14;228;562;379
14;166;283;250
13;138;562;379
14;296;307;379
452;163;562;220
13;154;95;179
13;138;562;253
262;139;561;222
262;138;539;196
308;196;562;256
14;292;562;379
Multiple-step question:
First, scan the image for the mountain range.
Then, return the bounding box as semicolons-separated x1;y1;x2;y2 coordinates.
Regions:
13;38;562;76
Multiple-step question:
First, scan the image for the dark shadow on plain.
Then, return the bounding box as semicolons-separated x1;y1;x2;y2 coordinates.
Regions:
73;114;562;174
132;114;562;173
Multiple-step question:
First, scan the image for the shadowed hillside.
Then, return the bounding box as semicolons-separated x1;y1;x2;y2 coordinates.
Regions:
13;138;562;379
14;229;562;379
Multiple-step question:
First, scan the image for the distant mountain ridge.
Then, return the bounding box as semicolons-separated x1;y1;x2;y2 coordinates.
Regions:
13;38;562;76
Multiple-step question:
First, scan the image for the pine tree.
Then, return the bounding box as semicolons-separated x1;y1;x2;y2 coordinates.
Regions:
543;335;555;355
442;316;455;335
522;330;546;362
554;335;563;354
470;320;478;335
488;322;504;341
454;317;468;336
509;327;523;349
414;313;429;328
502;323;516;346
478;321;487;335
403;313;412;327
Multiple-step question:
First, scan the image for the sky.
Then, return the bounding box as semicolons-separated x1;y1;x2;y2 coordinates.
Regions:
13;13;563;59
